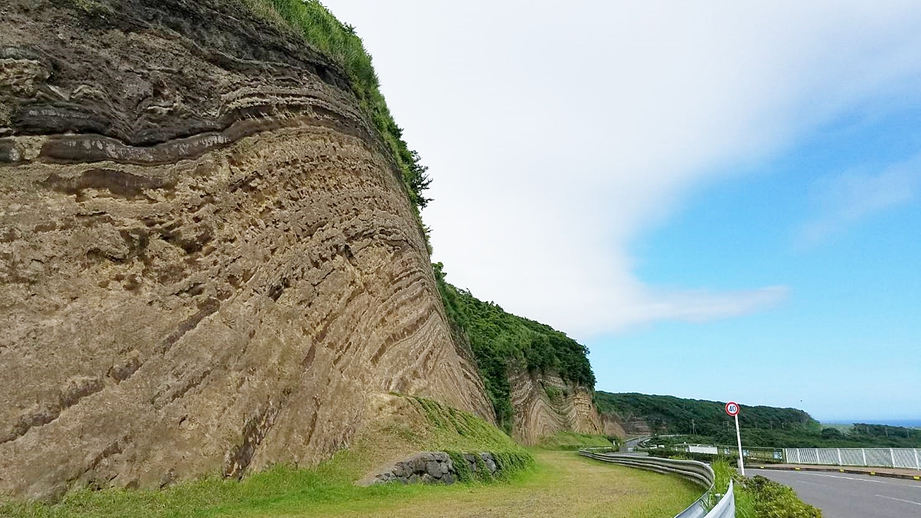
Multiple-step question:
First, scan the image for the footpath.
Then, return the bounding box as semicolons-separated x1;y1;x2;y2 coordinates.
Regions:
750;463;921;481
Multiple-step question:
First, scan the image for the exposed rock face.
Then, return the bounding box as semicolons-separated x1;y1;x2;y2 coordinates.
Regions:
0;0;491;500
509;369;603;445
600;414;628;439
608;415;653;436
369;451;501;486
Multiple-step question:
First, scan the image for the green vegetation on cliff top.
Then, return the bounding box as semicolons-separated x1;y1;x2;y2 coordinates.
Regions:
243;0;431;213
596;391;921;448
435;263;596;434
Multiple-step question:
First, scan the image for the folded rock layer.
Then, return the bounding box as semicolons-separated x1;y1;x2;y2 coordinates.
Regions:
510;369;604;445
0;0;492;500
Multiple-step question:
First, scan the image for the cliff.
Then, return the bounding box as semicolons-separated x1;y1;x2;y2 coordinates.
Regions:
509;369;604;445
435;266;604;443
0;0;491;500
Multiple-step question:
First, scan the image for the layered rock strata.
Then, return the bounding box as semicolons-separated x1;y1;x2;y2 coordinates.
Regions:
509;369;604;445
0;0;491;500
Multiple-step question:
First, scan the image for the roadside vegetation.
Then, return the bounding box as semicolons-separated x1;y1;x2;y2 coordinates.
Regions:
711;460;821;518
596;392;921;448
536;431;616;451
435;263;596;433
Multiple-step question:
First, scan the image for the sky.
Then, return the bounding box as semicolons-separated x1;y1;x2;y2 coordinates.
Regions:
321;1;921;423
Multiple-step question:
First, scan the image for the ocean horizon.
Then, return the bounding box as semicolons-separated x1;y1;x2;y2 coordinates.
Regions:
822;419;921;428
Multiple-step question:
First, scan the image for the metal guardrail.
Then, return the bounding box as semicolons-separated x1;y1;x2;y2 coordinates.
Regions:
579;449;735;518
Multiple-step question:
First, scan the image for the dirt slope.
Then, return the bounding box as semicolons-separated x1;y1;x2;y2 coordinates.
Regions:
0;0;491;500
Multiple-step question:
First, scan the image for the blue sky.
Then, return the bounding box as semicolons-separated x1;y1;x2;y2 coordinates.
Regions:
591;105;921;422
322;1;921;422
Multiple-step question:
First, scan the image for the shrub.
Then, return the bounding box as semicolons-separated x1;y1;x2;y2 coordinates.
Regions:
741;476;822;518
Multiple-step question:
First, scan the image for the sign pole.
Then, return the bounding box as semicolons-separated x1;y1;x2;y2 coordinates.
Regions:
734;413;745;476
725;401;744;476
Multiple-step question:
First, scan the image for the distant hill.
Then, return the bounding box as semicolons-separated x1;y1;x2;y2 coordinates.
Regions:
595;392;921;448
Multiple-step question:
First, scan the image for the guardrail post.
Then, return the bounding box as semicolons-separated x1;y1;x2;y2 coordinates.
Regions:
915;449;920;471
861;449;867;467
836;448;842;466
890;448;895;468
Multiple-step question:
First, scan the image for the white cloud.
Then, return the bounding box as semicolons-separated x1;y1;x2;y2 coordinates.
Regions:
323;0;921;337
800;155;921;245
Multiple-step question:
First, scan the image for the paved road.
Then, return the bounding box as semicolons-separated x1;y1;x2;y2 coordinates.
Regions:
750;469;921;518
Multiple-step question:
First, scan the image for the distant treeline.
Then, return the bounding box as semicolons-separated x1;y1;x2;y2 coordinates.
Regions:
434;263;595;433
595;392;921;448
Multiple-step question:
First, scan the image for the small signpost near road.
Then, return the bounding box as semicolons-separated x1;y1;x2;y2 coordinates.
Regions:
725;401;745;476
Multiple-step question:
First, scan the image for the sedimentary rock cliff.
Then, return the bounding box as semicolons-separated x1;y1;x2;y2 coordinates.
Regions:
509;369;604;445
0;0;491;500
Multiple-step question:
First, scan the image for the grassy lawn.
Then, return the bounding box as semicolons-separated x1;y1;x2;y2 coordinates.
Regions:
2;450;700;518
2;397;699;517
536;431;616;451
278;450;702;518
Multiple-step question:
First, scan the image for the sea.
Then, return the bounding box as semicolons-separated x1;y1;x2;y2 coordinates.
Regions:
823;419;921;428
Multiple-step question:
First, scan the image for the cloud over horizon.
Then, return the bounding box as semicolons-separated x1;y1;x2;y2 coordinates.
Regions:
800;153;921;245
324;0;921;338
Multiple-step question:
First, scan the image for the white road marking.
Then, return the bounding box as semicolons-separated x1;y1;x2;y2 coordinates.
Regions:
790;472;921;489
875;495;921;506
751;469;921;491
791;472;886;484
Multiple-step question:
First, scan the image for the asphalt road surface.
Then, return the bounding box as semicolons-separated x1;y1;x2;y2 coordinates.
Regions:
750;469;921;518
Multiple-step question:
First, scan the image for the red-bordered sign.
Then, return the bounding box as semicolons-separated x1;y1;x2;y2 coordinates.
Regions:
725;401;740;416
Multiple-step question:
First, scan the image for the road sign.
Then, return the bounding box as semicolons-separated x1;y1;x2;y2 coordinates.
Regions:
725;401;744;475
725;401;740;416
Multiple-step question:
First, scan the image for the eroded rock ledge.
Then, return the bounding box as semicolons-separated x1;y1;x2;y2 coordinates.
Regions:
370;452;501;486
0;0;492;501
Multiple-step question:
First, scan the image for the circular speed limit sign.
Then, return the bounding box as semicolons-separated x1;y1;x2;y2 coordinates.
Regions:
725;401;740;416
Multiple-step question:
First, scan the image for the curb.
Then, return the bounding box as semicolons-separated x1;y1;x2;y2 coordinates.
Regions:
751;464;921;482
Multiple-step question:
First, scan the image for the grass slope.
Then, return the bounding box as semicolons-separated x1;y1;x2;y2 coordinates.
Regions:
536;432;615;451
287;450;700;518
1;397;696;518
56;450;694;518
712;460;822;518
0;396;529;518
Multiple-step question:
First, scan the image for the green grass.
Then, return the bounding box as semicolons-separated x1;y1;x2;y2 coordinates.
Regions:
0;395;531;518
536;431;615;451
711;458;821;518
0;450;701;518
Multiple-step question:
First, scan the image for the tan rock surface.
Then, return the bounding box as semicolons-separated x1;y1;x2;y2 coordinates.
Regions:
509;369;604;445
0;0;491;500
